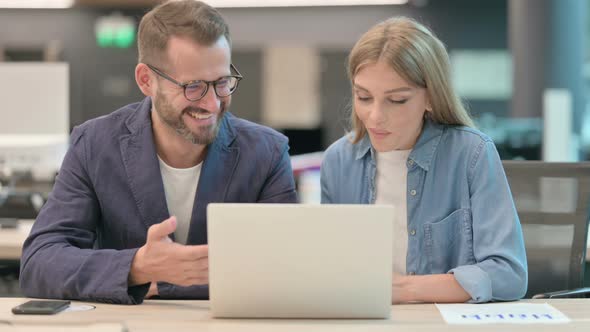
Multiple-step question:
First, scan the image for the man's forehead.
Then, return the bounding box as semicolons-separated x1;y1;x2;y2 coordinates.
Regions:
166;35;229;54
163;36;231;76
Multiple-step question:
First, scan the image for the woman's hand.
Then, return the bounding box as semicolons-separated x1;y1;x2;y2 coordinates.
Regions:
392;273;471;304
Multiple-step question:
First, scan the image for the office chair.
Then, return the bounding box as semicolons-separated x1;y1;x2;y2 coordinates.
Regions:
503;161;590;298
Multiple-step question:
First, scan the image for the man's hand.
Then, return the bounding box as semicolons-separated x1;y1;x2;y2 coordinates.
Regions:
145;282;159;298
129;216;209;287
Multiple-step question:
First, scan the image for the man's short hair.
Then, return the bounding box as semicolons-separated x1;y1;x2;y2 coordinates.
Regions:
137;0;231;68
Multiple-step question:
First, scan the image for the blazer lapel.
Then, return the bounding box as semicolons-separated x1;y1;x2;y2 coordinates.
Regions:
120;98;170;232
186;114;238;244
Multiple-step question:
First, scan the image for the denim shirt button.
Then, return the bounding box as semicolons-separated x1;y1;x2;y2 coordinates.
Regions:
410;229;416;236
410;189;417;196
407;159;414;166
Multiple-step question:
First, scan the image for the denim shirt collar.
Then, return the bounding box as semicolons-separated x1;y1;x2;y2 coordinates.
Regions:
351;118;444;171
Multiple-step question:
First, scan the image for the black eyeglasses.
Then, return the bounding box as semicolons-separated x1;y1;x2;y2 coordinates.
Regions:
146;63;243;101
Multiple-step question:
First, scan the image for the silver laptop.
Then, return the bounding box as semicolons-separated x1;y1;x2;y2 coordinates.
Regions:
207;203;394;319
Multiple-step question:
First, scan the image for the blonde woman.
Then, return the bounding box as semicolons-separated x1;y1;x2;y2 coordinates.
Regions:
321;17;527;303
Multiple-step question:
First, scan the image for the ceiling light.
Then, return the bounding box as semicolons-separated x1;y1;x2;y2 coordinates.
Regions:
0;0;74;8
208;0;408;7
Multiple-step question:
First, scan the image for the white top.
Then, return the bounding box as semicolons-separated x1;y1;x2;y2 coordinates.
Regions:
375;149;411;275
158;156;202;245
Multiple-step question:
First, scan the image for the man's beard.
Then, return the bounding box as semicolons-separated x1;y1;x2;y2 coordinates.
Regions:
154;89;226;145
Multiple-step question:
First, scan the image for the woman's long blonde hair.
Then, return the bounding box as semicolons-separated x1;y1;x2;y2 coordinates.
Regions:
347;17;474;143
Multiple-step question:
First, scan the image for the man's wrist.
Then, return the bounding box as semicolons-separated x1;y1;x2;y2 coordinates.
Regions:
129;247;150;286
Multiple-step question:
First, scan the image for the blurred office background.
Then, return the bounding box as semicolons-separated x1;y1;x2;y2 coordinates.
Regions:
0;0;589;296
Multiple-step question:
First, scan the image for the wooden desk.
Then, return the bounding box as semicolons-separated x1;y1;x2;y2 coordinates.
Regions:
0;299;589;332
0;220;33;261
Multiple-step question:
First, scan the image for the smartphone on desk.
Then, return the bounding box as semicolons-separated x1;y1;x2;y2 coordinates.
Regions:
12;300;71;315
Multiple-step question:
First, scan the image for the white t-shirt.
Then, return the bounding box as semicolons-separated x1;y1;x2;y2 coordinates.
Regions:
375;149;411;275
158;156;202;245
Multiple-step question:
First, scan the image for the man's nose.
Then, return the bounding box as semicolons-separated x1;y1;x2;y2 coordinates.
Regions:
195;85;221;112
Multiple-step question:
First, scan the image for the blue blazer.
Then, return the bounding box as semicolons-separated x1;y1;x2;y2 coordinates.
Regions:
20;97;298;304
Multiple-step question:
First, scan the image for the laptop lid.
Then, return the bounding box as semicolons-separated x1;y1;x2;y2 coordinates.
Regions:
207;203;393;318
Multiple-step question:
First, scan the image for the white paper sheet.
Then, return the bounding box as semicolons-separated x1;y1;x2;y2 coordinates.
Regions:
436;302;570;324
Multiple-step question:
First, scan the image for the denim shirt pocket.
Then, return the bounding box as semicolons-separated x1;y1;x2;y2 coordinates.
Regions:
423;208;475;273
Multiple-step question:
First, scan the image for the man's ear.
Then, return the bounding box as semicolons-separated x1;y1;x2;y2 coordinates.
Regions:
135;63;155;97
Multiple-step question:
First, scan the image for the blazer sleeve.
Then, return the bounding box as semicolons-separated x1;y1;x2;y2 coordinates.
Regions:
449;140;528;302
256;137;298;203
19;126;149;304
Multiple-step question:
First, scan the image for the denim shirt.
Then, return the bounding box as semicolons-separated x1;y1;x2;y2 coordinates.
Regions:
320;119;528;303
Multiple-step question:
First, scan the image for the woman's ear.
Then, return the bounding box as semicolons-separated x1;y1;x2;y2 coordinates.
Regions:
424;92;433;112
425;98;433;112
135;63;155;97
